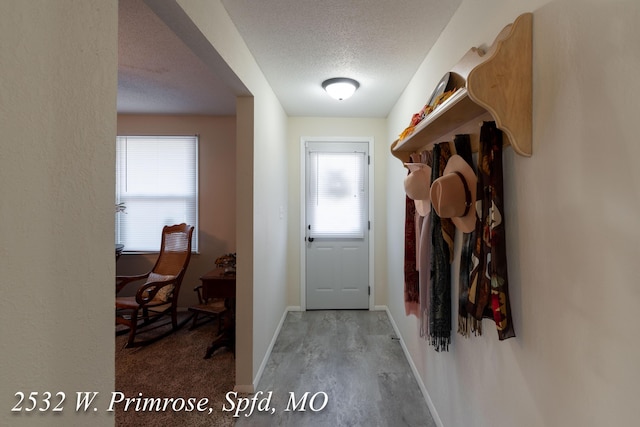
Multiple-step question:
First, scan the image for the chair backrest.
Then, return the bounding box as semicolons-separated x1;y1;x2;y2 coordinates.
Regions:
151;223;194;298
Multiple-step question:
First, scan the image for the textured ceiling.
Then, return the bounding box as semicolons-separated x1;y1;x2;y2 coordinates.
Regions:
118;0;462;117
221;0;461;117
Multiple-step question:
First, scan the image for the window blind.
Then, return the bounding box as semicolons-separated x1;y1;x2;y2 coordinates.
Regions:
116;136;198;252
307;151;366;239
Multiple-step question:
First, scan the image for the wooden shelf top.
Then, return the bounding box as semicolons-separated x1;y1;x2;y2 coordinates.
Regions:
391;12;532;161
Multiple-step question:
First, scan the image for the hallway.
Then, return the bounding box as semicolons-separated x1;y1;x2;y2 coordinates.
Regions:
236;310;435;426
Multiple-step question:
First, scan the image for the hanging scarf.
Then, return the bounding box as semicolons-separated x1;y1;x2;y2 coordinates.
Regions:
404;155;420;316
467;122;516;340
419;213;431;338
454;134;482;337
439;143;456;262
428;142;454;351
419;150;433;339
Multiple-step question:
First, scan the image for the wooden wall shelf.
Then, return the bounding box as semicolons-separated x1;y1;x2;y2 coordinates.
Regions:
391;13;532;161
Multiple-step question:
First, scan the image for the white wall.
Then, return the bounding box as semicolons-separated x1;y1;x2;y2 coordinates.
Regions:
287;118;388;308
174;0;289;391
386;0;640;426
0;1;117;426
249;91;289;385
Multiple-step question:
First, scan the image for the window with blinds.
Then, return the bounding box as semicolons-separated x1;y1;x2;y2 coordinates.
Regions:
307;150;366;239
116;136;198;252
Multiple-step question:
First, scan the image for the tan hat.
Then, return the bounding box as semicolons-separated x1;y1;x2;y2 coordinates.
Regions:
404;163;431;216
429;155;477;233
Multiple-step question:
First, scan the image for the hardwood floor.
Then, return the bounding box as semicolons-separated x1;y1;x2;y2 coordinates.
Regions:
235;310;436;427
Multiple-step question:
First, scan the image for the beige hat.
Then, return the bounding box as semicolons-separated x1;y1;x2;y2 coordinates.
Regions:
429;155;477;233
404;163;432;216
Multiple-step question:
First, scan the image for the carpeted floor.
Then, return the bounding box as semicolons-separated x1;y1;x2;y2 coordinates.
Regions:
115;312;238;426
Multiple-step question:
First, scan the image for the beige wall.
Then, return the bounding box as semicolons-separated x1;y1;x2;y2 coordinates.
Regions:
0;1;118;426
116;114;236;308
386;0;640;426
286;117;389;308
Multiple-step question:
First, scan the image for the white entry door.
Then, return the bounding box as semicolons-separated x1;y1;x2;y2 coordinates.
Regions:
304;139;370;310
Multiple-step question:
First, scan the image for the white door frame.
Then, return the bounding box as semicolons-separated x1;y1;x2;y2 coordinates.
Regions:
299;136;375;311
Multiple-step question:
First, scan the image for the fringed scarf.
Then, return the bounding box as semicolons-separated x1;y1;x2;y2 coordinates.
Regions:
454;134;482;337
466;122;516;340
428;142;454;351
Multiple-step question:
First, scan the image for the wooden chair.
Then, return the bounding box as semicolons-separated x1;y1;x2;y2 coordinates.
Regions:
115;223;194;347
188;284;228;331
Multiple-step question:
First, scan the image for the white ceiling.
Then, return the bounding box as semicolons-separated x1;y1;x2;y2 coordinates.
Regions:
118;0;462;118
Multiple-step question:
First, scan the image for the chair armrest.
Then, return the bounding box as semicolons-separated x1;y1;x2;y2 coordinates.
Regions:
116;273;150;294
135;277;178;305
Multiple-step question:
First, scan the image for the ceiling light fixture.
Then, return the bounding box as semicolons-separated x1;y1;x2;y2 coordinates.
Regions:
322;77;360;101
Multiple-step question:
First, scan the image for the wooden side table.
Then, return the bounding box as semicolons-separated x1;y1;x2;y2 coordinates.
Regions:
190;268;236;358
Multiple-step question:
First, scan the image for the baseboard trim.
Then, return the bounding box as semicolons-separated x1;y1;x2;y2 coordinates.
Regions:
382;306;444;427
247;306;297;392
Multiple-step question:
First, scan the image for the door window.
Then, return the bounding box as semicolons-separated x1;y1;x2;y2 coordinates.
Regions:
307;150;366;239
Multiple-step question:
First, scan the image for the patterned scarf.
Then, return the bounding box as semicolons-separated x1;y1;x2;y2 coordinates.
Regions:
428;142;454;351
466;122;516;340
454;134;482;337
